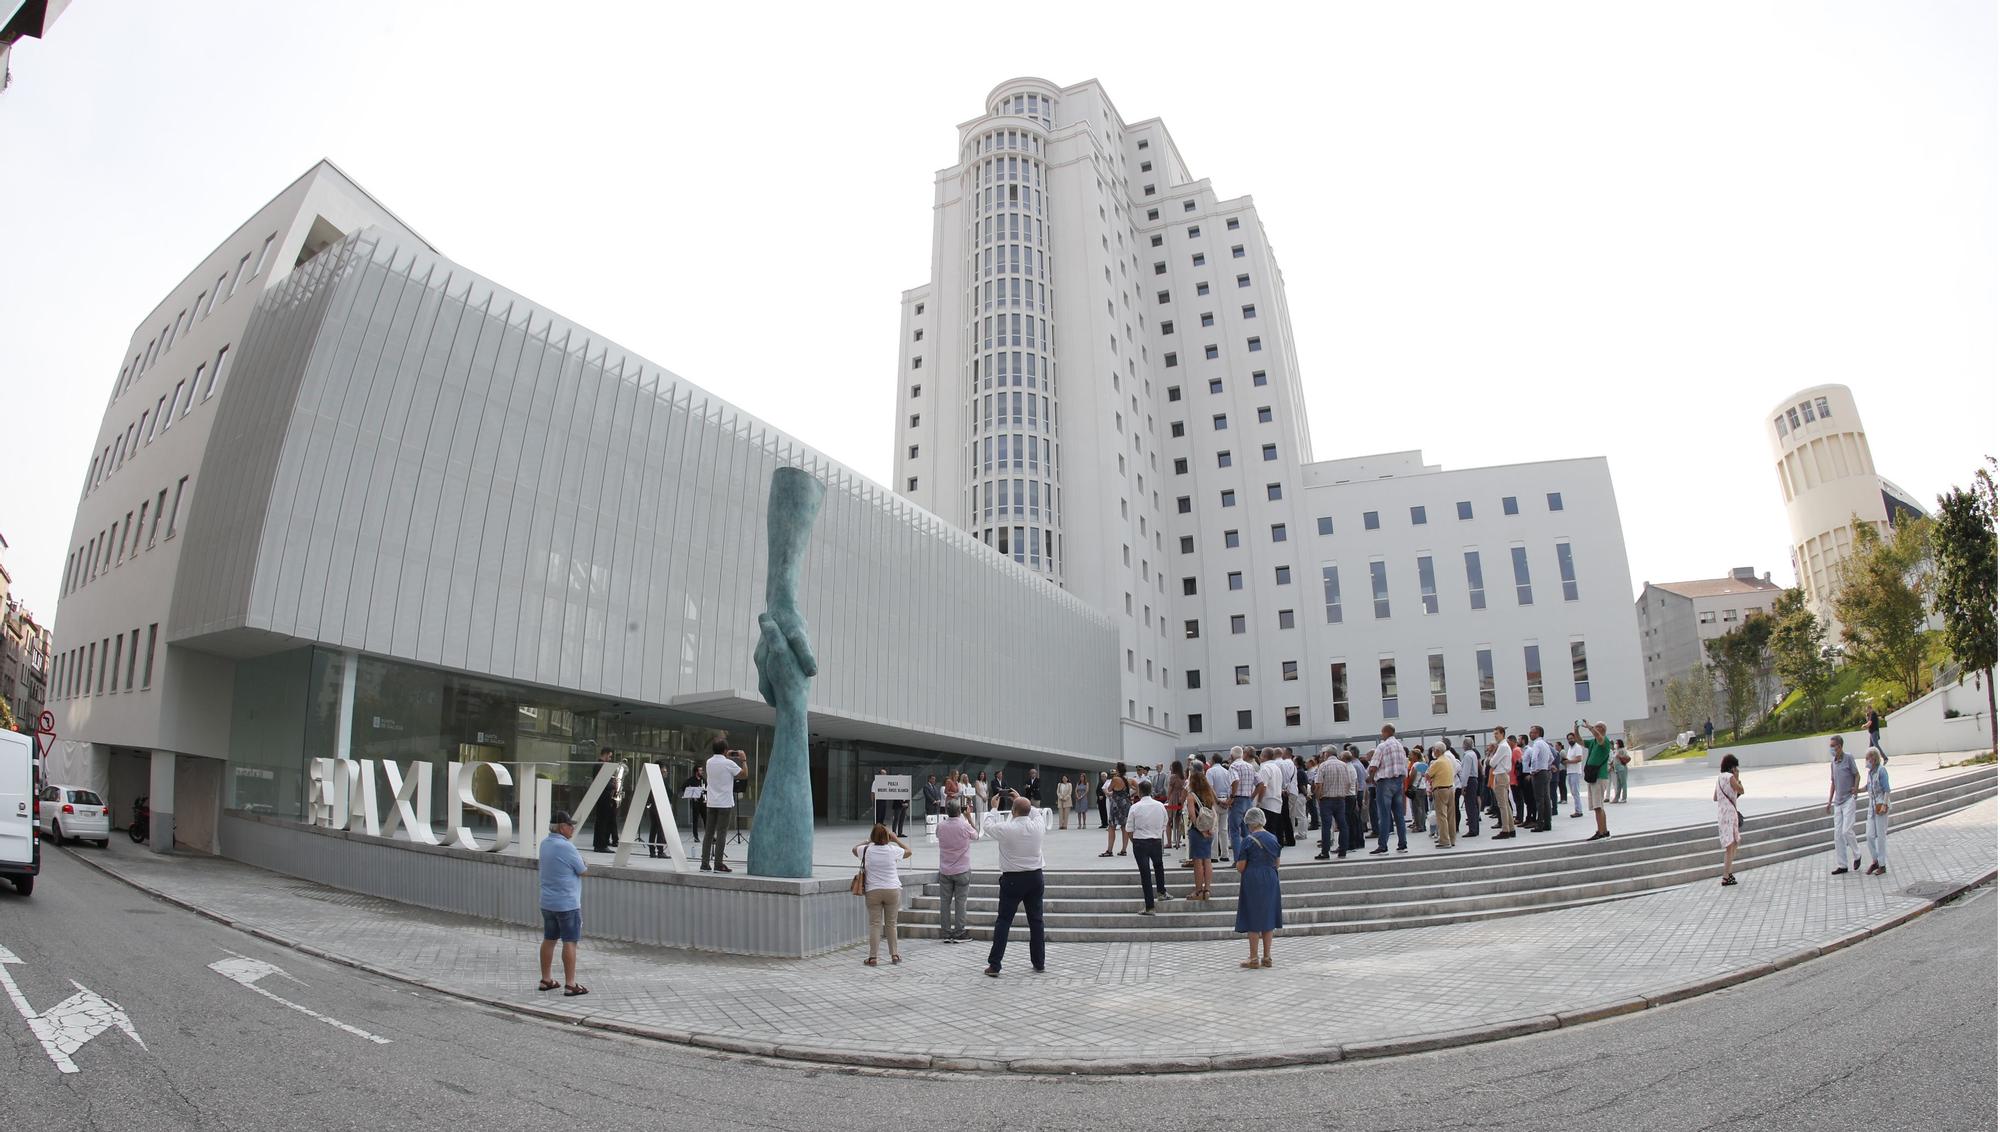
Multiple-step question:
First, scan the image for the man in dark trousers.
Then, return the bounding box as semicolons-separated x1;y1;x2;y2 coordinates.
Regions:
590;747;623;853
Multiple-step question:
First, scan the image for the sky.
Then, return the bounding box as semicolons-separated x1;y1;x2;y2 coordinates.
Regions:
0;0;1992;622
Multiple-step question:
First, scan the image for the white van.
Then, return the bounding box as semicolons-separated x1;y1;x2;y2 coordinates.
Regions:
0;729;38;895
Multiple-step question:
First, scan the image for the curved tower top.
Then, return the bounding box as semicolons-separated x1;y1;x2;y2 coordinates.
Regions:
1765;383;1892;628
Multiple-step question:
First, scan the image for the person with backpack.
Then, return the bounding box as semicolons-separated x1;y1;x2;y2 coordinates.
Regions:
1186;771;1220;900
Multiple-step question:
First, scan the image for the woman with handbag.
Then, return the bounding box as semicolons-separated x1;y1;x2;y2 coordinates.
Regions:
1186;773;1219;900
1234;807;1283;968
851;824;912;966
1715;754;1745;887
1864;747;1891;875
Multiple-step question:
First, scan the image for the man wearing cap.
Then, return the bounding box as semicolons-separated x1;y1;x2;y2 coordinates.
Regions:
537;810;589;996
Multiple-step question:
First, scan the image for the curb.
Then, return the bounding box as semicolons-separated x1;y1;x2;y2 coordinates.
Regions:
59;845;1997;1077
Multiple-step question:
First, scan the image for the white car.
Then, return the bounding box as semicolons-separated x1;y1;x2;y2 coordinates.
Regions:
38;785;111;847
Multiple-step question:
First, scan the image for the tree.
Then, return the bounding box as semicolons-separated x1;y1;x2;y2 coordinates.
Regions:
1665;665;1710;738
0;699;13;734
1705;612;1775;736
1833;516;1932;704
1930;462;1997;749
1770;587;1836;730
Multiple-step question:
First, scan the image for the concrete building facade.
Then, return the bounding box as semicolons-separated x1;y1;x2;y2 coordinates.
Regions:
49;162;1120;853
893;77;1646;760
1633;567;1784;742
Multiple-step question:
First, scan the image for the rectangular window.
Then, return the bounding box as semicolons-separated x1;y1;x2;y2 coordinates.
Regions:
1270;523;1287;542
1186;669;1202;690
1456;500;1473;520
1205;344;1220;360
126;626;140;689
1282;660;1298;682
1330;662;1350;723
1242;304;1257;319
1278;608;1295;629
1546;491;1564;511
1429;652;1449;714
1180;536;1195;554
1417;555;1439;614
1164;351;1178;367
1275;565;1291;585
1262;443;1278;462
1252;369;1267;386
1464;550;1486;610
1322;565;1342;623
1379;658;1400;719
228;252;252;297
1815;395;1832;419
205;346;232;399
1511;545;1533;605
85;641;95;696
1230;614;1246;635
1185;619;1201;639
1217;450;1231;468
1571;640;1592;702
1256;405;1273;423
1364;510;1380;530
1192;253;1206;267
1208;377;1223;394
1477;648;1496;711
1556;541;1579;601
1370;560;1391;619
1247;336;1262;352
1525;644;1545;707
1171;422;1186;438
1410;505;1427;525
1236;665;1251;685
1224;529;1240;548
110;635;123;693
166;475;190;538
1316;516;1332;536
1220;490;1236;508
149;488;167;546
1237;709;1253;730
1232;244;1245;258
1179;496;1193;513
1183;576;1198;596
1174;457;1189;474
1502;495;1519;516
1188;713;1204;734
1285;706;1302;727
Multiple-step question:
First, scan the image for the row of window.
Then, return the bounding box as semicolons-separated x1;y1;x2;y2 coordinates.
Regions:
972;477;1061;524
1162;336;1262;368
1169;541;1580;629
1183;641;1595;735
980;524;1060;572
985;92;1055;127
967;275;1051;317
51;623;160;700
1773;395;1834;438
63;475;193;598
1160;305;1256;335
87;342;233;496
110;232;271;405
973;432;1059;475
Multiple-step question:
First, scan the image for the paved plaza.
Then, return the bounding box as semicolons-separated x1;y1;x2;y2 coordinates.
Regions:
69;786;1997;1073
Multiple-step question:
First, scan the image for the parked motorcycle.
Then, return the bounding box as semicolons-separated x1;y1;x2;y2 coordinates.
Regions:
129;796;149;844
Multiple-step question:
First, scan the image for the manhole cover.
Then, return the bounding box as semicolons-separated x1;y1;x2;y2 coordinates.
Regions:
1904;882;1959;901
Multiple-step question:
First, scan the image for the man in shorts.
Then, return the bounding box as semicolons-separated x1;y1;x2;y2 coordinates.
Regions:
1580;721;1615;842
538;809;589;996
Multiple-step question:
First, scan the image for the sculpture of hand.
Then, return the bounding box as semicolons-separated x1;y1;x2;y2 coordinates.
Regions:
755;608;816;710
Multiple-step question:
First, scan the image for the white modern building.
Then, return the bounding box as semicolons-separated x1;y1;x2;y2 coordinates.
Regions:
1633;567;1784;741
49;161;1120;852
1767;383;1926;633
893;77;1646;761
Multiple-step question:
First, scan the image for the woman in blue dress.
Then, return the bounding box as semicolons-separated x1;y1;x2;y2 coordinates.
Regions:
1234;806;1283;968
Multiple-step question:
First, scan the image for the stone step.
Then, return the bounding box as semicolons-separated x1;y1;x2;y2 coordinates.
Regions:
896;780;1988;942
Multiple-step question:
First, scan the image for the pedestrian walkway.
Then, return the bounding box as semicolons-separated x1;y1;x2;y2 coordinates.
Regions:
68;793;1997;1073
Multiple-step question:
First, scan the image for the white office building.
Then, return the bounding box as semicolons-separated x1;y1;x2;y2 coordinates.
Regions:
892;77;1646;761
1767;383;1926;634
49;161;1120;852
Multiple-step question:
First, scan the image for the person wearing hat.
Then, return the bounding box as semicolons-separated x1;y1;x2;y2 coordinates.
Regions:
537;809;589;996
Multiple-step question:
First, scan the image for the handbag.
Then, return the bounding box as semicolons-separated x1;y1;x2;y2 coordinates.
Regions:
1583;764;1600;784
849;847;868;896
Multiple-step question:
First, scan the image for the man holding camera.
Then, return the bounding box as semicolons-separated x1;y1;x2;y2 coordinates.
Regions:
701;742;745;871
984;790;1048;976
1578;720;1614;842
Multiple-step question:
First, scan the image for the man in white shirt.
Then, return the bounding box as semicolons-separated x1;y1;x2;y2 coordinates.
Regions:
1204;754;1236;862
1127;781;1171;914
1564;732;1587;818
1256;749;1285;844
1275;749;1300;848
983;793;1048;977
1489;727;1517;839
1228;746;1258;859
700;741;744;872
1525;726;1557;832
1367;726;1410;854
1457;737;1483;838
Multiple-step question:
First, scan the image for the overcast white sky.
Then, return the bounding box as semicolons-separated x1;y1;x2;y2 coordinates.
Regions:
1;1;1992;621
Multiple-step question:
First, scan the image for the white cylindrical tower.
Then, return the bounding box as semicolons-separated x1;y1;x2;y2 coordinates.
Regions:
1766;383;1889;625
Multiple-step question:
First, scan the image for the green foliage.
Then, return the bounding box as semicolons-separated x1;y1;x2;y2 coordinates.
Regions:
1769;587;1836;730
1664;665;1710;736
1833;516;1932;702
0;699;13;733
1704;611;1774;735
1931;462;1998;749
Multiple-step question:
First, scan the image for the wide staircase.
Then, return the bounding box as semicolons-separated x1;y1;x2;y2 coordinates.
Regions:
900;766;1996;943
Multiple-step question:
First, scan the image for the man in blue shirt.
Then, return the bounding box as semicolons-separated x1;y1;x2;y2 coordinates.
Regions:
538;810;589;996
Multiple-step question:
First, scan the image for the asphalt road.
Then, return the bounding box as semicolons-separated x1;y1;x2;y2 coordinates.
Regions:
3;849;1994;1131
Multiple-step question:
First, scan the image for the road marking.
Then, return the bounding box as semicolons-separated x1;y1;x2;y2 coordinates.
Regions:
208;952;392;1045
0;944;147;1074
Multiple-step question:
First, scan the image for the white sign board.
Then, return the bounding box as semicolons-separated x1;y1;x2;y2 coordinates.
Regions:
871;775;912;801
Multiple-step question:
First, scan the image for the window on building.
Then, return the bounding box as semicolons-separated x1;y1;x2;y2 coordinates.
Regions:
1186;669;1202;689
1364;511;1380;530
1235;665;1251;686
1330;662;1350;722
1209;377;1223;394
1217;450;1231;467
1174;457;1189;474
1418;555;1439;614
1502;495;1519;516
1557;541;1579;601
1180;536;1195;554
1274;565;1291;587
1252;369;1267;386
1167;385;1182;401
165;475;190;538
1262;443;1278;462
1278;608;1295;629
1192;253;1206;267
1204;343;1220;360
1316;516;1333;536
1546;491;1564;511
910;384;921;398
1698;609;1717;624
1370;560;1391;618
1171;421;1186;438
907;477;918;491
1511;545;1533;605
1524;644;1545;707
1228;571;1244;590
1178;495;1193;514
1270;524;1287;543
1380;658;1400;719
1151;234;1164;247
1161;320;1175;335
1775;415;1789;437
1230;614;1247;635
1571;640;1592;702
1456;500;1473;520
1183;576;1198;596
1154;261;1167;275
1224;529;1240;548
1464;550;1486;610
1185;619;1201;638
1247;336;1262;352
1284;706;1301;727
1197;281;1210;296
1323;565;1342;623
1220;490;1236;508
1164;351;1178;367
1815;395;1832;419
1427;652;1448;714
1477;648;1496;710
1281;660;1298;682
1256;405;1273;424
1237;709;1253;730
1188;713;1204;733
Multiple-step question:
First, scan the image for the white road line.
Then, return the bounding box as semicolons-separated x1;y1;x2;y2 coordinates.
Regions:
208;956;392;1045
0;944;146;1074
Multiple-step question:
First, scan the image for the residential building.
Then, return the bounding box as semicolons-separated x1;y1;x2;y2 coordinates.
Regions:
892;77;1646;760
49;161;1119;852
1632;567;1784;742
1767;383;1926;634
